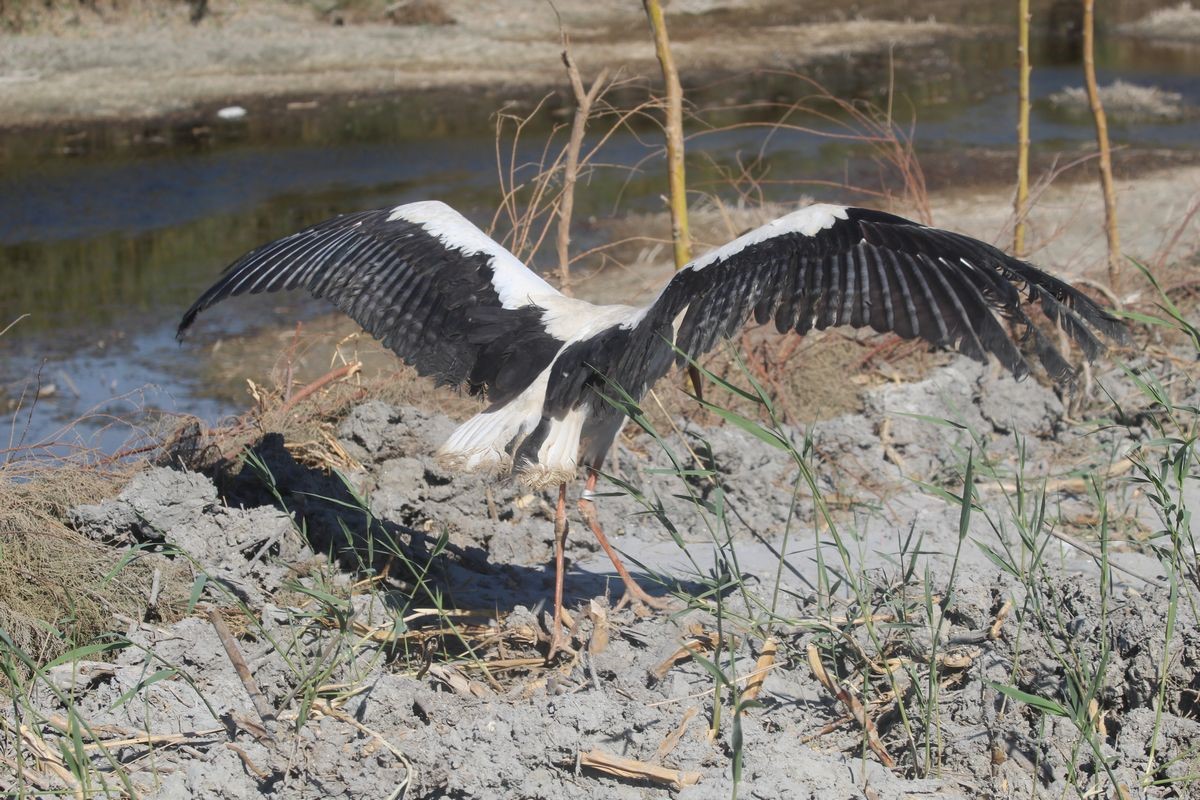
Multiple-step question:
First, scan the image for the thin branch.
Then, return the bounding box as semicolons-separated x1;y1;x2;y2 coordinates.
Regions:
1014;0;1032;257
208;608;278;737
642;0;691;268
556;36;609;295
1082;0;1123;289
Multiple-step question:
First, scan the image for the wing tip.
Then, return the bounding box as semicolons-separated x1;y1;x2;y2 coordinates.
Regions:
177;303;203;342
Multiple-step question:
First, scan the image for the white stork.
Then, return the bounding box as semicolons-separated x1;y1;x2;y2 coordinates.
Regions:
179;200;1127;652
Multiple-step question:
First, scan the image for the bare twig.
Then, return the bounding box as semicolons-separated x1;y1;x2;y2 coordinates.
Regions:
556;37;609;295
306;699;414;798
580;749;700;789
684;73;931;224
642;0;691;269
0;313;30;338
274;362;362;419
1151;194;1200;274
806;643;896;768
208;608;277;736
1014;0;1032;257
1082;0;1123;289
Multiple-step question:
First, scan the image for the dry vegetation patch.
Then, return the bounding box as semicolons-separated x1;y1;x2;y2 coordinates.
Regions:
1122;1;1200;41
1049;80;1189;123
0;463;187;664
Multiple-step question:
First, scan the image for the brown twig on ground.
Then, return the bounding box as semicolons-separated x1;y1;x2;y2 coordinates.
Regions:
305;699;413;798
556;37;608;295
989;599;1013;640
579;749;701;790
226;743;271;779
650;630;720;681
740;637;777;708
1014;0;1032;257
655;706;698;761
806;642;896;769
208;608;278;736
1082;0;1123;290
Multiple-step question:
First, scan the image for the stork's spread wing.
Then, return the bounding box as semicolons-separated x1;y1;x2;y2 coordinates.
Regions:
644;205;1127;382
178;201;565;403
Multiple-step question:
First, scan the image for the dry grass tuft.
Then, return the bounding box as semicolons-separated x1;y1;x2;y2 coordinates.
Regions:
196;317;484;469
0;464;187;664
1121;2;1200;42
1049;80;1187;123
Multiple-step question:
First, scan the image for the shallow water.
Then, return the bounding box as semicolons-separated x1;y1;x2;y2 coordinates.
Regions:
2;21;1199;455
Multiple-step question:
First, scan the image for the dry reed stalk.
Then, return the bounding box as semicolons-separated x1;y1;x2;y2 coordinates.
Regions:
655;706;698;761
16;723;83;800
642;0;691;269
1082;0;1123;290
555;38;608;295
989;599;1013;640
274;361;362;419
806;642;896;768
585;598;609;654
650;630;720;681
740;637;777;707
1014;0;1032;257
642;0;704;397
208;608;278;736
579;749;701;789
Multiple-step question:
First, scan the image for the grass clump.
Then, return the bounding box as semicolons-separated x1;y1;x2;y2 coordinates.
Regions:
0;464;185;666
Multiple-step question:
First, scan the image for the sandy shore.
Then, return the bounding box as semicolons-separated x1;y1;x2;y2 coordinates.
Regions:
0;0;965;127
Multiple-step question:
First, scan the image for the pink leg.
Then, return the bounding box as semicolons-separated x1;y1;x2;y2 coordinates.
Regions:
548;482;570;658
578;470;673;612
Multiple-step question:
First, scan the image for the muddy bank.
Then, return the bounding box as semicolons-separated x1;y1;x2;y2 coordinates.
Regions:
30;347;1196;798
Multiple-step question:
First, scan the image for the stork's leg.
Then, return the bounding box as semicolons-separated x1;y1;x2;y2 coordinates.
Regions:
548;482;570;658
578;470;673;612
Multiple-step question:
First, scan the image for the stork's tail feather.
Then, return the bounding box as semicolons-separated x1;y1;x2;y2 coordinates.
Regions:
512;408;587;488
437;408;528;476
517;465;579;490
436;374;587;487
